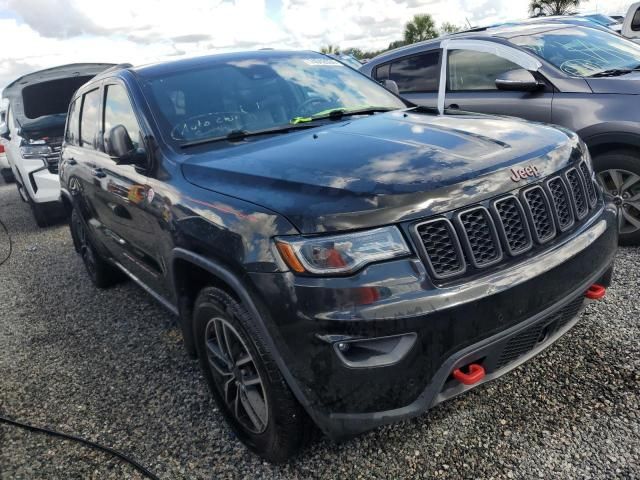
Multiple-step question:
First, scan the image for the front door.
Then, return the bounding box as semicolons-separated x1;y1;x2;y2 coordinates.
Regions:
443;47;553;123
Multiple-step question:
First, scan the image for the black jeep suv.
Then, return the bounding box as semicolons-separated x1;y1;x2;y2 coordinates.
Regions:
60;51;618;462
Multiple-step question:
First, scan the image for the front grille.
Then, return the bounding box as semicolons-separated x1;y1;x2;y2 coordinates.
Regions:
457;207;501;267
415;219;465;278
547;177;575;231
493;197;531;255
522;186;555;243
414;163;600;281
43;141;62;174
566;168;588;219
579;161;597;208
495;295;585;369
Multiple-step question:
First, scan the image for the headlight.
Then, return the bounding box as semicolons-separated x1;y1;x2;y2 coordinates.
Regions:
275;226;410;275
20;144;51;159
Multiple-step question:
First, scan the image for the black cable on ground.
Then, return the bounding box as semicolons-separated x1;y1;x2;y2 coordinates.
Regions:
0;216;12;267
0;414;160;480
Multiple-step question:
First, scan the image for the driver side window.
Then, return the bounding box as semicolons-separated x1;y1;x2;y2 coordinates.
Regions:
448;50;521;91
103;84;141;150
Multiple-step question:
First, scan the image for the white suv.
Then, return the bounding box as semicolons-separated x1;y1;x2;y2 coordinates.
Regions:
0;63;113;226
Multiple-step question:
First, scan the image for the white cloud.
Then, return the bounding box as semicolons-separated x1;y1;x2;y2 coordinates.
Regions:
0;0;636;91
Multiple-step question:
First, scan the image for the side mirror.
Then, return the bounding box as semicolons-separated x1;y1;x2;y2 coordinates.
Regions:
0;122;10;141
382;79;400;95
104;125;146;167
495;69;543;92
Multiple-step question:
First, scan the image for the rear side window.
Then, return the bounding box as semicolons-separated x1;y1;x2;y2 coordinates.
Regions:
381;51;440;93
103;84;141;149
80;88;101;149
448;50;520;91
65;99;80;145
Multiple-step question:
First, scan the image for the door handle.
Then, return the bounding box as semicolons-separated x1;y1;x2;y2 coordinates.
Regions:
91;168;106;179
447;103;460;110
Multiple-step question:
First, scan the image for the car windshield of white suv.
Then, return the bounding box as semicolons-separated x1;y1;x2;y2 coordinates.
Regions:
510;27;640;77
143;53;405;145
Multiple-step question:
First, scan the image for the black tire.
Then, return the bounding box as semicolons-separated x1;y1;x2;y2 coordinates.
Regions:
593;150;640;246
70;208;123;288
30;201;50;228
1;169;14;184
193;286;314;462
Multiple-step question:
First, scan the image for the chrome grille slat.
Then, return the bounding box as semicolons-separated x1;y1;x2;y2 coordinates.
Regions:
412;164;601;281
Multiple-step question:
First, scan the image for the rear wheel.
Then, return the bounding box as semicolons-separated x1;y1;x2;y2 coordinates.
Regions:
30;201;50;228
70;208;123;288
193;286;314;462
594;150;640;246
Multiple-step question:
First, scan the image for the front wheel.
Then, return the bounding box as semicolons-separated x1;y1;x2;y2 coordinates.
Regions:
193;287;314;462
594;150;640;246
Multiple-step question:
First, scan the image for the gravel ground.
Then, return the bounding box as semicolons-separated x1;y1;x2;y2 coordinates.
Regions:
0;179;638;480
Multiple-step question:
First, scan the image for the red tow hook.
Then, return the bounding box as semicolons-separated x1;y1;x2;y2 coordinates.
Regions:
586;284;606;300
452;363;486;385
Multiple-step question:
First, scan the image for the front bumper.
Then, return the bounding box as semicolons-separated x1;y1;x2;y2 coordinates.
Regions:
15;156;61;203
250;203;618;439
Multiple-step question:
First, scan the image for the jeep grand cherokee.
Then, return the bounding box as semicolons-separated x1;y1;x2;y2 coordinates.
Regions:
59;51;618;462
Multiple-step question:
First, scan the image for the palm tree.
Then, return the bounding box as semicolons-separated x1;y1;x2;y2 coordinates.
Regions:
404;14;438;45
440;22;461;35
320;45;340;54
529;0;580;16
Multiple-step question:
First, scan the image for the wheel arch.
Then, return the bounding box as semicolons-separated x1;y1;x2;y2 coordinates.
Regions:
170;247;317;420
581;130;640;162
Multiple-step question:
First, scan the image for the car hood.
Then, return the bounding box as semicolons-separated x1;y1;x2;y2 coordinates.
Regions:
182;110;578;233
586;72;640;94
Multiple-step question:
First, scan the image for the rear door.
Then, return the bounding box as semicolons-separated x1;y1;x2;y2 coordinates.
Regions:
443;45;553;123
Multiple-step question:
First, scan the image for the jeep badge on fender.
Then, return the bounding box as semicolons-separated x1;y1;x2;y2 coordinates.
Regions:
510;165;541;182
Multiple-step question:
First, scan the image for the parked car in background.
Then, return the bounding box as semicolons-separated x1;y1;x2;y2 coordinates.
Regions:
0;63;113;226
362;23;640;245
60;50;616;461
622;2;640;42
0;142;12;183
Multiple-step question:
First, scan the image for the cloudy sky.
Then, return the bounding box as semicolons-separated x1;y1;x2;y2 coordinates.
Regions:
0;0;633;90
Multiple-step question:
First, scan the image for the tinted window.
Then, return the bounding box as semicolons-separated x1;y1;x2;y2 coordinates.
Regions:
65;99;80;145
104;84;141;149
510;26;640;77
386;52;440;93
448;50;520;91
142;52;405;144
80;89;101;149
632;10;640;31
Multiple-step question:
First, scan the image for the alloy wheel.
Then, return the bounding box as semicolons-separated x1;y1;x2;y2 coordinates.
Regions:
597;169;640;234
73;213;97;279
204;317;269;434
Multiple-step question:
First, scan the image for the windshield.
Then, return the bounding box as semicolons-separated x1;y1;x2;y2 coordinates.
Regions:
141;52;405;145
581;14;618;27
510;27;640;77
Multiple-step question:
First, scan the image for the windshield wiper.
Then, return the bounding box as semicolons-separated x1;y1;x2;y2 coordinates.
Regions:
179;123;318;148
291;107;396;124
587;68;635;78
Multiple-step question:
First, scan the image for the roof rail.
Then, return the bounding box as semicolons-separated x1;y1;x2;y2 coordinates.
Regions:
98;63;134;75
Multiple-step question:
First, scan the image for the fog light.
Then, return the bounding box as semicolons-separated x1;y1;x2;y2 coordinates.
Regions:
333;333;417;368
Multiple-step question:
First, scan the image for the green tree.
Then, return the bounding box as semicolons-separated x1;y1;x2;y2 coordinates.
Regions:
320;45;340;54
403;14;438;45
388;40;406;50
440;22;461;35
529;0;580;16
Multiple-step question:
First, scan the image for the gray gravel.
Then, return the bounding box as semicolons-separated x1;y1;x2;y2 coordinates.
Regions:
0;179;638;480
